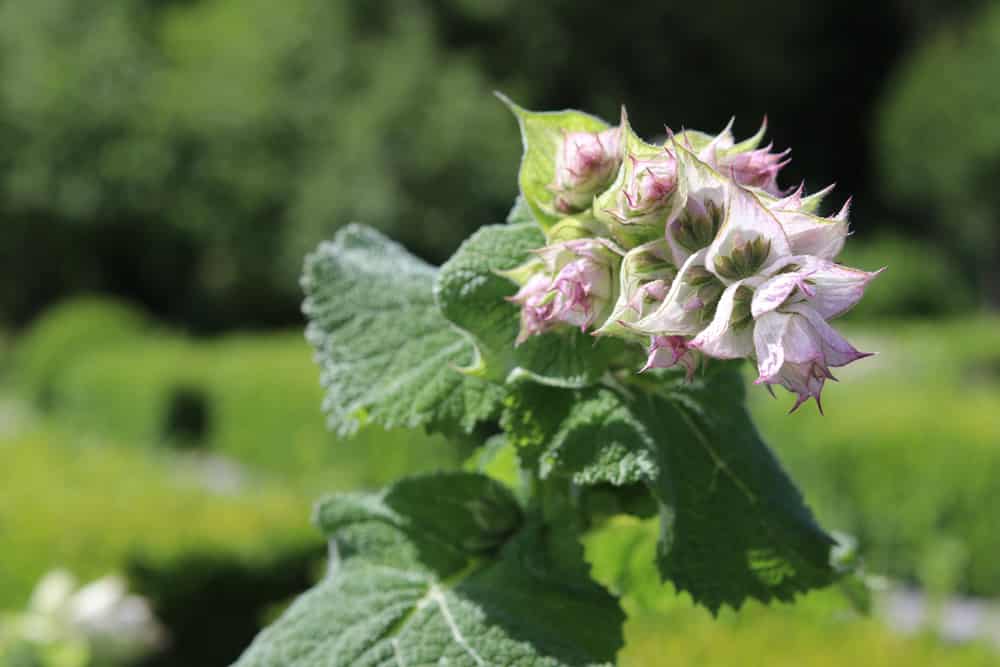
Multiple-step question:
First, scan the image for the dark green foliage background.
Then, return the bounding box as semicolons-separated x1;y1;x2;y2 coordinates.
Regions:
0;0;990;329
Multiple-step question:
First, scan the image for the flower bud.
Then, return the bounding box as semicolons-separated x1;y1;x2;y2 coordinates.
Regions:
595;110;684;248
604;152;679;225
508;238;622;344
692;118;790;195
498;93;620;225
550;127;622;214
717;144;790;195
642;334;698;379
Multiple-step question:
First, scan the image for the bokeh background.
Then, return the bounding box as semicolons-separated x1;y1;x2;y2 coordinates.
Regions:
1;0;999;665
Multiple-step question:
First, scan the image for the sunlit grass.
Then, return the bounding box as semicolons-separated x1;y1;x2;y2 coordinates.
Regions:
0;425;318;608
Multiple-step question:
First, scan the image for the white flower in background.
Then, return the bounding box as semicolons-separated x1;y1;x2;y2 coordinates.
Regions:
68;575;164;662
3;569;165;666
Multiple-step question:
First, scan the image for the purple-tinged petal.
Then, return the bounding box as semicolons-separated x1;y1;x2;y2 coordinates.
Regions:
752;256;883;320
642;335;698;380
632;249;714;336
689;280;756;359
802;262;882;320
751;270;813;319
769;206;849;260
664;142;728;265
752;304;872;412
509;274;559;345
593;240;675;339
550;126;623;213
705;186;791;283
787;304;872;368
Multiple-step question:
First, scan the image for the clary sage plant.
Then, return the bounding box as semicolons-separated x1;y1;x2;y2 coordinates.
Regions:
235;96;880;666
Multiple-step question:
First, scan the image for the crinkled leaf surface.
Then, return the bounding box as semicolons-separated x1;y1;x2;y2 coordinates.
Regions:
499;95;611;228
234;473;624;667
303;224;504;436
542;388;659;487
513;366;837;612
642;366;837;611
435;223;625;388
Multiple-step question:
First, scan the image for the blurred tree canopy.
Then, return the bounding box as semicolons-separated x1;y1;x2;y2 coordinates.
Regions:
0;0;988;329
879;1;1000;305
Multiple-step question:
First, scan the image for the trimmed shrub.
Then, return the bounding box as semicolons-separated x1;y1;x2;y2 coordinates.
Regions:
836;233;976;321
0;426;323;667
11;296;151;405
756;317;1000;597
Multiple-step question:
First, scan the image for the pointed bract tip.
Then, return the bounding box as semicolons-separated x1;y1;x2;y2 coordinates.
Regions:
835;196;853;221
494;91;525;117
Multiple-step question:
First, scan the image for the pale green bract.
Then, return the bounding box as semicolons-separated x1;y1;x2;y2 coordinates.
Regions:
241;96;869;664
498;94;612;228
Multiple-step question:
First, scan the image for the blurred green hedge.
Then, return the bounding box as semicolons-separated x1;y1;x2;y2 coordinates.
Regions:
837;233;976;321
0;428;322;666
755;317;1000;598
11;296;152;404
10;298;460;486
879;1;1000;303
585;521;998;667
0;0;519;329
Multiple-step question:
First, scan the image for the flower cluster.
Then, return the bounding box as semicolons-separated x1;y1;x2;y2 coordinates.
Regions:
508;111;881;412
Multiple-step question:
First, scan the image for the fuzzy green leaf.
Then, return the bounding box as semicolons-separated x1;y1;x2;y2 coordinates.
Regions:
435;223;625;388
235;473;624;667
521;366;837;612
498;94;612;228
541;388;659;486
639;366;837;612
303;224;504;436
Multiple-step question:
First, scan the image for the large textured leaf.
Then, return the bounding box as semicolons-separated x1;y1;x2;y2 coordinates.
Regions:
518;367;837;612
501;384;657;488
235;473;624;667
435;223;625;388
542;388;659;487
642;366;836;611
302;224;504;436
498;94;612;228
